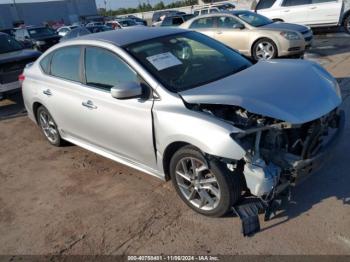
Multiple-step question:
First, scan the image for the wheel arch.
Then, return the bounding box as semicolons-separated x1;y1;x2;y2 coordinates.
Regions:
251;36;279;58
341;9;350;25
162;141;190;180
272;18;284;22
32;101;43;124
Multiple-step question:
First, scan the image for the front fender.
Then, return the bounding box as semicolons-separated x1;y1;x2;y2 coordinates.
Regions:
154;105;246;160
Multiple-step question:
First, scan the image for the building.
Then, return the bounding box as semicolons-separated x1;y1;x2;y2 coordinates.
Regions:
0;0;98;29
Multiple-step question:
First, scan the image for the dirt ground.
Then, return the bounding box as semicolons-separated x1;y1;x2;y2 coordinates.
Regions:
0;30;350;255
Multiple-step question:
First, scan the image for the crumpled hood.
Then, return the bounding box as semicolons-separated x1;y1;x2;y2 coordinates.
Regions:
260;22;309;33
179;60;342;124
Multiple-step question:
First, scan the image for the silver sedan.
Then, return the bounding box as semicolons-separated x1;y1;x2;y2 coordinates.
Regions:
22;28;344;217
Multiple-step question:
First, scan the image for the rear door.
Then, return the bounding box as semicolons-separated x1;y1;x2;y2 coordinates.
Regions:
37;46;87;138
307;0;342;25
189;16;216;39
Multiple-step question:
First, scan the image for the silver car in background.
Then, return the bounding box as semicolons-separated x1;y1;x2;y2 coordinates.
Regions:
21;28;344;217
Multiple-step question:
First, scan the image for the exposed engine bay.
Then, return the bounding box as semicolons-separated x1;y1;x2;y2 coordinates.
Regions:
189;103;343;199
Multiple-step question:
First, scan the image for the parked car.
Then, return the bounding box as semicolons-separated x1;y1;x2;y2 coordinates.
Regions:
0;28;15;37
152;10;185;24
14;26;61;52
181;11;312;61
193;7;222;16
85;21;104;27
59;27;91;42
106;19;144;29
153;14;195;27
118;15;148;26
86;25;113;33
193;2;236;16
56;25;79;37
254;0;350;34
21;28;344;217
0;32;40;98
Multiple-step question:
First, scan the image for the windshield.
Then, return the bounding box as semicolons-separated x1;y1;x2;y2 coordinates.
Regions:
0;34;23;54
125;31;252;92
237;12;273;27
28;27;55;38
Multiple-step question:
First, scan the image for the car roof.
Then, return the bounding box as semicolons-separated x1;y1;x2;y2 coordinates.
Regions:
77;27;188;46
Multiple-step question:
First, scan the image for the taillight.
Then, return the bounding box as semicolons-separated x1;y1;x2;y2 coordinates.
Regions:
19;74;25;86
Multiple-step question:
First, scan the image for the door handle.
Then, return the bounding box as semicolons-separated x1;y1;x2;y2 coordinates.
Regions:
283;9;290;12
43;89;52;96
309;6;317;9
217;31;223;34
82;100;97;109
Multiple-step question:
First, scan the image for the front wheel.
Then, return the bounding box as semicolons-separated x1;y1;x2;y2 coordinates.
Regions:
344;13;350;34
252;38;277;61
169;146;242;217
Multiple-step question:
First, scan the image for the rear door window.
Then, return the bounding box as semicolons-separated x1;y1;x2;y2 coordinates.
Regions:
190;17;215;29
282;0;311;6
256;0;277;10
50;46;81;82
311;0;336;3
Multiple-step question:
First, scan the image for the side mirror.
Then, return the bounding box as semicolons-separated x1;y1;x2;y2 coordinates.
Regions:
111;82;142;99
233;23;245;30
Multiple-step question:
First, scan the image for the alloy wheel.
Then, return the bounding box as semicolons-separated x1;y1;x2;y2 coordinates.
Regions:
175;157;221;211
255;42;275;60
39;110;59;144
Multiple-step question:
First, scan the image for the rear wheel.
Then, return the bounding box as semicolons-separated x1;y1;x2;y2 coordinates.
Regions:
169;146;242;217
344;13;350;34
252;38;277;61
37;106;62;146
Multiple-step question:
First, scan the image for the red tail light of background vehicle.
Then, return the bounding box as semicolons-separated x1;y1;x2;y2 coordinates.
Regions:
18;74;25;86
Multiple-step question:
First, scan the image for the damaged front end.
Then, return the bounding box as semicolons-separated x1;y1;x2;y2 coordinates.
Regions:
190;103;345;235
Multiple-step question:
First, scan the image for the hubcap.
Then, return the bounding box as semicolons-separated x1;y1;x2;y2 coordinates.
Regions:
347;19;350;31
256;42;275;60
175;157;220;211
39;111;59;144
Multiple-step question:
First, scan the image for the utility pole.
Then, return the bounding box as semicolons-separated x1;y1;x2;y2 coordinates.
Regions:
12;0;21;25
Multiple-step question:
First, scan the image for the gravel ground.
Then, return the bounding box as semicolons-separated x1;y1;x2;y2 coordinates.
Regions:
0;32;349;255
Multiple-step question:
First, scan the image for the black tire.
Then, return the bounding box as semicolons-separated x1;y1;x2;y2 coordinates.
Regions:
169;145;242;217
252;38;277;62
344;13;350;34
36;106;62;147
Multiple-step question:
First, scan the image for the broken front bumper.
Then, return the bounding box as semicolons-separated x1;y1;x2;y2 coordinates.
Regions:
291;110;345;184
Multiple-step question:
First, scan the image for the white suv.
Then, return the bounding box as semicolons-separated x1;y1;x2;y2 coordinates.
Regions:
254;0;350;33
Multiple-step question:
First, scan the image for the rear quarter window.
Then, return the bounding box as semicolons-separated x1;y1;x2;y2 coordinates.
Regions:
39;53;53;74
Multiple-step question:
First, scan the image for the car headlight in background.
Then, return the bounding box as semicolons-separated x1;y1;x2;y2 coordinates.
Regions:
35;40;46;45
280;31;301;40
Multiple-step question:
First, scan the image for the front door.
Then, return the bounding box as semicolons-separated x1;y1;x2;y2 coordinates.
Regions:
77;46;156;169
214;16;249;54
306;0;342;25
